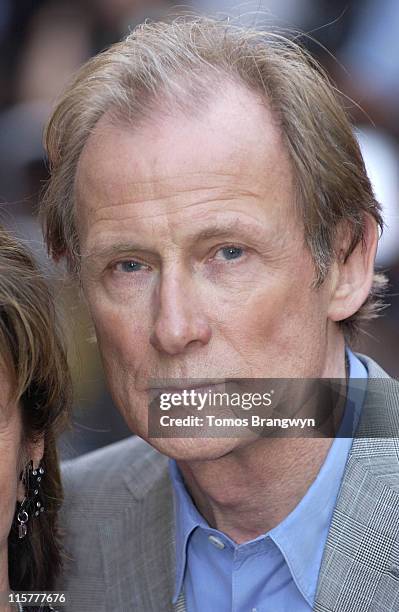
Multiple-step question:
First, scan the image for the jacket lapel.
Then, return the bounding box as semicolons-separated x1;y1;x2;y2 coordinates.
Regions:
314;357;399;611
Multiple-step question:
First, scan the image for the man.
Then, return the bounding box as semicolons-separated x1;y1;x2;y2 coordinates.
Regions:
41;17;399;612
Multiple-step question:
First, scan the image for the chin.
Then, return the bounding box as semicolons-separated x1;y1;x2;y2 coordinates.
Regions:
120;397;252;461
144;436;242;462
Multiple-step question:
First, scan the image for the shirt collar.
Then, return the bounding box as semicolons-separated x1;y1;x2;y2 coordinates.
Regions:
269;348;368;604
169;349;368;605
168;458;206;603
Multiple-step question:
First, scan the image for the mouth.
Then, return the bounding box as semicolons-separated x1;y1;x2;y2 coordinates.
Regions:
147;380;229;395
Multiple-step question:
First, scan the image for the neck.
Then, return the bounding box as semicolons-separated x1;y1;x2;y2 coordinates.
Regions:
177;339;347;544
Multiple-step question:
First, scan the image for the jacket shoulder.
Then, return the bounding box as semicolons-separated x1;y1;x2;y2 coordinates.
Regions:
58;438;173;610
61;436;169;512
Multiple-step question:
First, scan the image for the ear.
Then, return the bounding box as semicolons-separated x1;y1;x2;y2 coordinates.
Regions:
17;436;45;502
328;214;379;323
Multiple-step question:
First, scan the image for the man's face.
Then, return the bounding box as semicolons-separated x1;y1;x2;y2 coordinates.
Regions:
76;82;336;459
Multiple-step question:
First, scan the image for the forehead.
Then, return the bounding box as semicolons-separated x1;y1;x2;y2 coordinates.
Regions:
75;80;295;239
78;81;292;191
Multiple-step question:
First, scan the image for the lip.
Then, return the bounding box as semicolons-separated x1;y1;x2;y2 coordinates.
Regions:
147;380;229;394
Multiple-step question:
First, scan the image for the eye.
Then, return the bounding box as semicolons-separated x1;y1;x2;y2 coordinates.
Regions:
215;246;244;261
114;260;147;273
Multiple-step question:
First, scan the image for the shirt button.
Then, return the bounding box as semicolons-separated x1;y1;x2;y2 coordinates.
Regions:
208;534;225;549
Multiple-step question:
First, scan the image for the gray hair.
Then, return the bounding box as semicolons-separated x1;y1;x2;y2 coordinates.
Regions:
41;15;387;339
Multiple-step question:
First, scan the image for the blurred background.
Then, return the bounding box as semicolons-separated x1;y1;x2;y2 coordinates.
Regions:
0;0;398;459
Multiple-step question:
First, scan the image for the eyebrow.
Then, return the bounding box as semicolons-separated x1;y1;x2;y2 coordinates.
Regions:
190;219;270;244
83;244;153;264
84;218;270;262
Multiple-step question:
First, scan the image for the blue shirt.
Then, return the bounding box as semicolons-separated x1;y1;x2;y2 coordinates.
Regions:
169;350;368;612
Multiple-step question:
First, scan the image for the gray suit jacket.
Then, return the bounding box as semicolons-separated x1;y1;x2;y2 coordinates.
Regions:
58;355;399;611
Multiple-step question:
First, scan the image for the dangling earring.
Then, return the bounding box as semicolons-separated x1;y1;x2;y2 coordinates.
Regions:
17;500;29;539
30;461;45;516
15;460;46;540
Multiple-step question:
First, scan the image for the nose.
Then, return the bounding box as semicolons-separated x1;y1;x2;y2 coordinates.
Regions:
150;270;212;356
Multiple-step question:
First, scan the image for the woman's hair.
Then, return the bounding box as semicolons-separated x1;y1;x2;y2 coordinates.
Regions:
0;225;71;590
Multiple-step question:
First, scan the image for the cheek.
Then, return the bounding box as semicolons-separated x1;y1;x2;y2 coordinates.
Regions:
0;432;22;548
214;271;328;373
89;295;151;377
87;300;154;436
